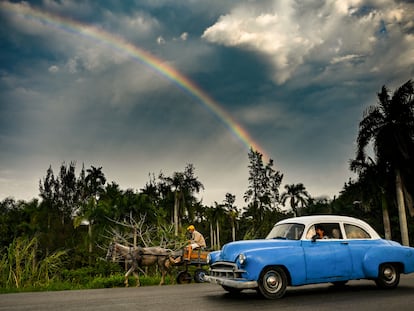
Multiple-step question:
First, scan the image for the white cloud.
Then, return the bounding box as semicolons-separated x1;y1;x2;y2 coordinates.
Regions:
180;32;188;41
157;36;166;44
48;65;59;73
330;54;362;65
66;58;79;73
101;9;162;42
202;0;414;84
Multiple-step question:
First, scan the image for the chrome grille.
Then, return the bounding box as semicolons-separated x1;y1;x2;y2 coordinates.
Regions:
209;262;245;279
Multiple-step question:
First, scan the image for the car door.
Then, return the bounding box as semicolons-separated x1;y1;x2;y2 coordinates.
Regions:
342;222;375;278
302;223;353;282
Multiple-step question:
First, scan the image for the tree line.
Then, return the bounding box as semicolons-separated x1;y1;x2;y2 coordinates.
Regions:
1;80;414;273
0;150;291;269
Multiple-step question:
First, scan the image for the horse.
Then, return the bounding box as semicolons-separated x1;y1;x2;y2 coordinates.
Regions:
106;242;179;287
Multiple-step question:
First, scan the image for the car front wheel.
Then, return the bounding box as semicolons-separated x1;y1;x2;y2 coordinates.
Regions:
257;266;288;299
375;263;400;289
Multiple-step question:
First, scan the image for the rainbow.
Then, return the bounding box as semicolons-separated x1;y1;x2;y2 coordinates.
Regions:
0;1;269;160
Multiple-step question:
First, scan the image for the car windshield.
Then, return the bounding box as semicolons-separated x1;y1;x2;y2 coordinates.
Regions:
266;223;305;240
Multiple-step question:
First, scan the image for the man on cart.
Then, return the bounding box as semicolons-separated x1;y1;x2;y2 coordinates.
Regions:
186;225;206;261
174;224;206;263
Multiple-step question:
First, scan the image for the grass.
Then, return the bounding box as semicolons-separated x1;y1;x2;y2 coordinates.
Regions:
0;237;67;291
0;237;205;294
0;273;183;293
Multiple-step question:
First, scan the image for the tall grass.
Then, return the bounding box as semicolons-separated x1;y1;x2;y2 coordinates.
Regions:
0;237;186;292
0;236;66;290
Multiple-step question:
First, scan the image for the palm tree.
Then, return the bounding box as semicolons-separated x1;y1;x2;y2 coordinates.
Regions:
280;183;310;217
78;166;107;263
356;80;414;246
223;193;238;241
85;166;106;196
350;157;392;239
209;202;226;249
159;164;204;235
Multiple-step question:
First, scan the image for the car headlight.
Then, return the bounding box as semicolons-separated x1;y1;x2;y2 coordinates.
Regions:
207;254;211;264
238;253;246;265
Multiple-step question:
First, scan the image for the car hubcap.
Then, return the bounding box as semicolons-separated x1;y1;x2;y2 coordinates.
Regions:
383;267;395;282
267;275;277;286
264;272;281;292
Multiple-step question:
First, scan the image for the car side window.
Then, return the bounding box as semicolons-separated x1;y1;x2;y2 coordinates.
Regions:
344;224;371;239
306;223;342;239
306;226;316;239
331;227;342;239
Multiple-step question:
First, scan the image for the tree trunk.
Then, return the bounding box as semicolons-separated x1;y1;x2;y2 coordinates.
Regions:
381;190;392;240
402;183;414;217
232;221;236;241
88;223;92;265
210;222;214;249
395;169;410;246
212;227;217;249
216;220;220;249
174;192;179;236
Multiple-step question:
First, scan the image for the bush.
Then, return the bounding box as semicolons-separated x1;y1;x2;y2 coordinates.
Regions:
0;237;179;293
89;275;126;288
0;237;66;290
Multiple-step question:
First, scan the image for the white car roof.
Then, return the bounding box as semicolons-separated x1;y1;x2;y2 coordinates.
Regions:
276;215;381;239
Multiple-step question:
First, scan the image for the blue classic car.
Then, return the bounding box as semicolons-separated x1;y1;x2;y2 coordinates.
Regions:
204;215;414;299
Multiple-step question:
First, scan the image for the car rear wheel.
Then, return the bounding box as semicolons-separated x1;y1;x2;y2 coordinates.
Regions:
257;266;287;299
375;263;400;289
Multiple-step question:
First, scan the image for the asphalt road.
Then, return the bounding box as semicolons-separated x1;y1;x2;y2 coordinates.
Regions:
1;275;414;311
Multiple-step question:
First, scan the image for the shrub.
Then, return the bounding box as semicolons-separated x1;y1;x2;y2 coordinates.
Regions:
0;237;66;289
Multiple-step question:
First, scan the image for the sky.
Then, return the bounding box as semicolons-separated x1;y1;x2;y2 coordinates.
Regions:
1;0;413;210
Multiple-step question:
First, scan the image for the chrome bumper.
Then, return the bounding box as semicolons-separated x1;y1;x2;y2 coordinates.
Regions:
204;275;258;289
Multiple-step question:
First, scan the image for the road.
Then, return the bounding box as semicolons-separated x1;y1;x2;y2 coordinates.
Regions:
1;275;414;311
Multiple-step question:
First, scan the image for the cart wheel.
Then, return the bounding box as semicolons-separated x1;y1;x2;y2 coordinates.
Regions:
176;271;192;284
194;269;208;283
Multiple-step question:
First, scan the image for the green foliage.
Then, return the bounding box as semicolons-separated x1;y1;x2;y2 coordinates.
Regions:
244;149;283;211
0;236;66;289
57;265;127;289
280;183;310;217
242;148;285;238
350;79;414;245
0;239;176;292
59;260;122;285
88;275;126;288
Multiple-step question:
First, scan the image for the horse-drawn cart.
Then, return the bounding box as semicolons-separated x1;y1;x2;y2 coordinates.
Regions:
175;248;209;284
106;241;210;286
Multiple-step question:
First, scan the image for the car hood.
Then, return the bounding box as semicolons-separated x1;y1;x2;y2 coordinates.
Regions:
218;239;299;262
